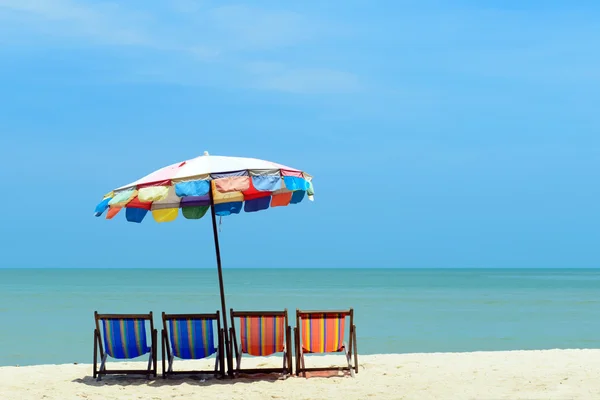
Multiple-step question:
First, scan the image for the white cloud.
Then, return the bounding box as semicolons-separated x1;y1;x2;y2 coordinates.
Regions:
250;66;361;94
0;0;361;94
0;0;155;47
209;5;318;51
168;0;204;14
371;6;600;84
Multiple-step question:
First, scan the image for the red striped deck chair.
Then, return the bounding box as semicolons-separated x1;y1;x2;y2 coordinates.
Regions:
229;309;292;377
161;312;225;379
294;309;358;377
93;312;158;381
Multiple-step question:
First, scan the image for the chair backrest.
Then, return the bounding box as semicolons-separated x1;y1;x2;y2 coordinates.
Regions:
162;312;219;360
297;309;352;354
231;310;287;356
94;312;153;359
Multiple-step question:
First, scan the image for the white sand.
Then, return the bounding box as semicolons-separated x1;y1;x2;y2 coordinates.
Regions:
1;350;599;400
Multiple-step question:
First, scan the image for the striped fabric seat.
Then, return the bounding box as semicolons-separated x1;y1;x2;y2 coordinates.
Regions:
101;318;151;359
168;318;216;359
240;315;285;356
301;313;346;353
295;309;357;378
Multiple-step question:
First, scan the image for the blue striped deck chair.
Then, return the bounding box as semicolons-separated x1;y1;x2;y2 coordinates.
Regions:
294;309;358;378
93;312;157;381
161;312;225;379
229;309;292;378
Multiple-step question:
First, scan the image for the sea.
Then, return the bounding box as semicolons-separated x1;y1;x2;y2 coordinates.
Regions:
0;268;599;367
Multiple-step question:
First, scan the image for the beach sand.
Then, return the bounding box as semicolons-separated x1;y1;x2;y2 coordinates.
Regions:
1;349;599;399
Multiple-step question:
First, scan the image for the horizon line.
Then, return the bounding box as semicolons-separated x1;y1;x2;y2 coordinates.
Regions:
1;267;598;270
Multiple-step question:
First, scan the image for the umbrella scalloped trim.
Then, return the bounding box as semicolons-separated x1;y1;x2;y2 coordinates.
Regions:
94;155;313;222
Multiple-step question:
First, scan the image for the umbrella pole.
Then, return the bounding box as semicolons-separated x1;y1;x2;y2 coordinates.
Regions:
209;188;234;377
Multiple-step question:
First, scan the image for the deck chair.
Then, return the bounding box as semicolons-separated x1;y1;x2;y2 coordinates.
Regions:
294;309;358;377
229;309;292;377
93;312;157;381
161;312;225;379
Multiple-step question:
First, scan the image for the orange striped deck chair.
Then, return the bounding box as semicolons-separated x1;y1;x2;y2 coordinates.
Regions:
294;309;358;377
93;311;158;381
229;309;292;377
161;312;225;379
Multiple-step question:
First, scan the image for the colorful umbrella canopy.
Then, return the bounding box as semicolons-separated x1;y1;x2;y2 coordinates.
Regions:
94;151;314;223
93;151;314;376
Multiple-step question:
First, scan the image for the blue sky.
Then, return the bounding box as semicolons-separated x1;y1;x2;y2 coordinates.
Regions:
0;0;598;268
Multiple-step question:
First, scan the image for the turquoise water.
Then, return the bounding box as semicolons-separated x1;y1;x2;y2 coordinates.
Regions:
0;268;599;367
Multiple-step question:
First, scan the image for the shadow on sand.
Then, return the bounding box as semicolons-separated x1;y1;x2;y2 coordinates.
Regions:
72;368;352;387
72;372;287;387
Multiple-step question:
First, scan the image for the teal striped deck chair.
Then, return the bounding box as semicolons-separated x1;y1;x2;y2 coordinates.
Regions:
161;312;225;378
93;312;157;381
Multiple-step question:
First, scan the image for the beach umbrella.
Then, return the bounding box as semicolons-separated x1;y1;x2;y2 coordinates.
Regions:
93;151;314;375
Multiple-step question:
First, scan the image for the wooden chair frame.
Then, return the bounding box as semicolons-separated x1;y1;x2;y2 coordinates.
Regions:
294;308;358;378
229;309;293;377
161;311;225;379
93;311;158;381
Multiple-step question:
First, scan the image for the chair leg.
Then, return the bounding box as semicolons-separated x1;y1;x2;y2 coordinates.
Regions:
297;333;306;378
214;347;219;377
348;327;353;361
297;328;306;377
97;354;107;382
146;348;153;380
229;327;237;372
294;327;300;376
168;355;174;373
282;347;287;378
343;342;355;378
93;330;98;379
236;344;242;372
286;325;292;376
153;329;158;378
161;331;167;379
147;329;156;379
353;326;358;374
300;348;306;378
100;354;107;372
